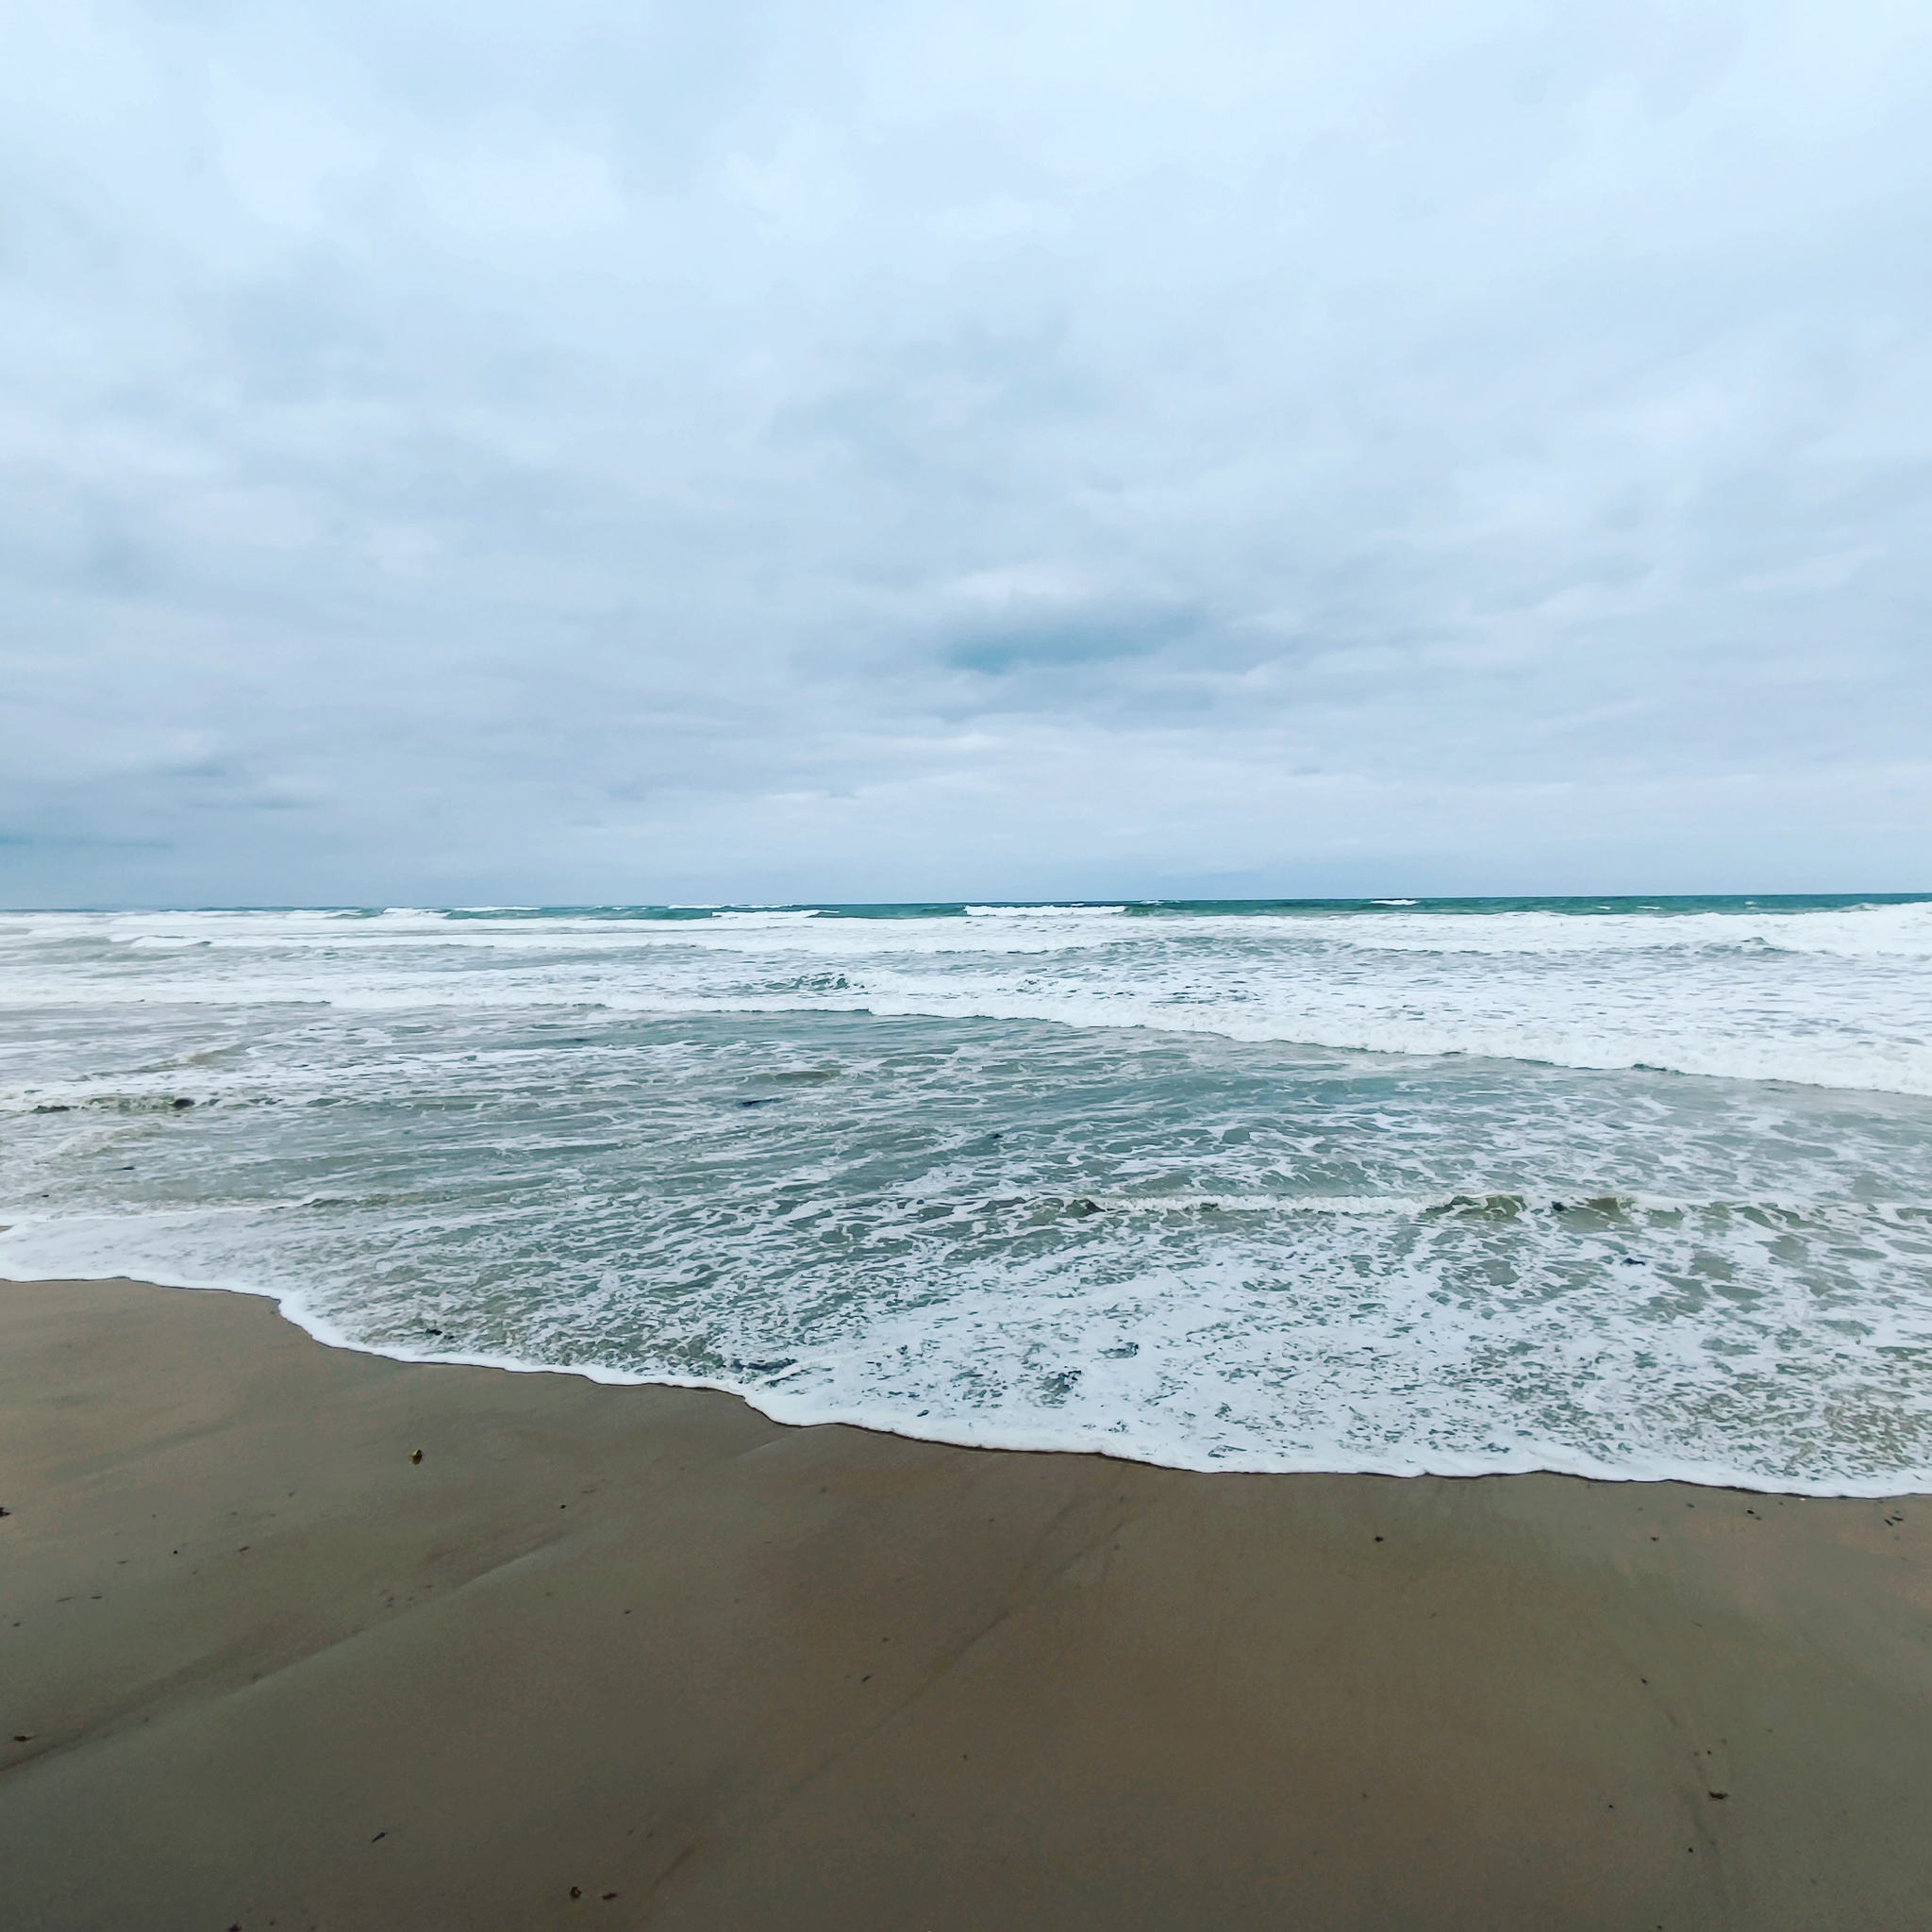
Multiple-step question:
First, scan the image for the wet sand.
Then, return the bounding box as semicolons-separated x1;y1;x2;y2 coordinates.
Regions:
2;1274;1928;1931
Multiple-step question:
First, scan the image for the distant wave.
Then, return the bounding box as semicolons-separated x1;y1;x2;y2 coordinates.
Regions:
3;899;1930;1094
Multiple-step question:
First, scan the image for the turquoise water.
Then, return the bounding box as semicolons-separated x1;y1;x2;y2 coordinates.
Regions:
3;896;1930;1491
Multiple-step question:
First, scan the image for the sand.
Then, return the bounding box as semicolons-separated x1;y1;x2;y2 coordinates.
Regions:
2;1275;1928;1931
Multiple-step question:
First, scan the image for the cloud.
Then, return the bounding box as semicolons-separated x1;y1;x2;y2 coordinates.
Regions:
2;0;1929;905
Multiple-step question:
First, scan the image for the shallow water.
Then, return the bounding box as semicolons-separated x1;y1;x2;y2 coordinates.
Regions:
3;897;1930;1491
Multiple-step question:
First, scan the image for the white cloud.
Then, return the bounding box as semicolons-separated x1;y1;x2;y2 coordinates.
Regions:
2;0;1928;904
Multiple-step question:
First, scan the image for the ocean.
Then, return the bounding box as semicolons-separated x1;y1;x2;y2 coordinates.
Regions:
2;896;1929;1494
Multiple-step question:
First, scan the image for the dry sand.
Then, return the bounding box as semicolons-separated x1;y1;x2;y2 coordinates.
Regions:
2;1274;1928;1931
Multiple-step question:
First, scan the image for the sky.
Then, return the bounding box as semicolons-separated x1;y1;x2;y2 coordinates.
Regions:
3;0;1930;908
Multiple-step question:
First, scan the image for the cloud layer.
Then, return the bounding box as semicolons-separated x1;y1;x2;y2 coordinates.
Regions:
4;0;1930;904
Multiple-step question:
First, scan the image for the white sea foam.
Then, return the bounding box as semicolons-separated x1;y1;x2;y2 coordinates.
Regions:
4;900;1930;1493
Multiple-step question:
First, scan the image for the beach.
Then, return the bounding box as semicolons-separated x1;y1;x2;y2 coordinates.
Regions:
4;1275;1928;1930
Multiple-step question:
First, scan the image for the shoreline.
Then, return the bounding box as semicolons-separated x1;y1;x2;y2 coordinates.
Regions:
6;1266;1923;1499
4;1274;1931;1929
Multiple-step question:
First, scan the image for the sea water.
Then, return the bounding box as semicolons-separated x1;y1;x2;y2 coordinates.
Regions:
2;897;1929;1493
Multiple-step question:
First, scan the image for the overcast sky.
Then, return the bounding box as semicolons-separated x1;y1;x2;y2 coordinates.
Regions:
4;1;1929;906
